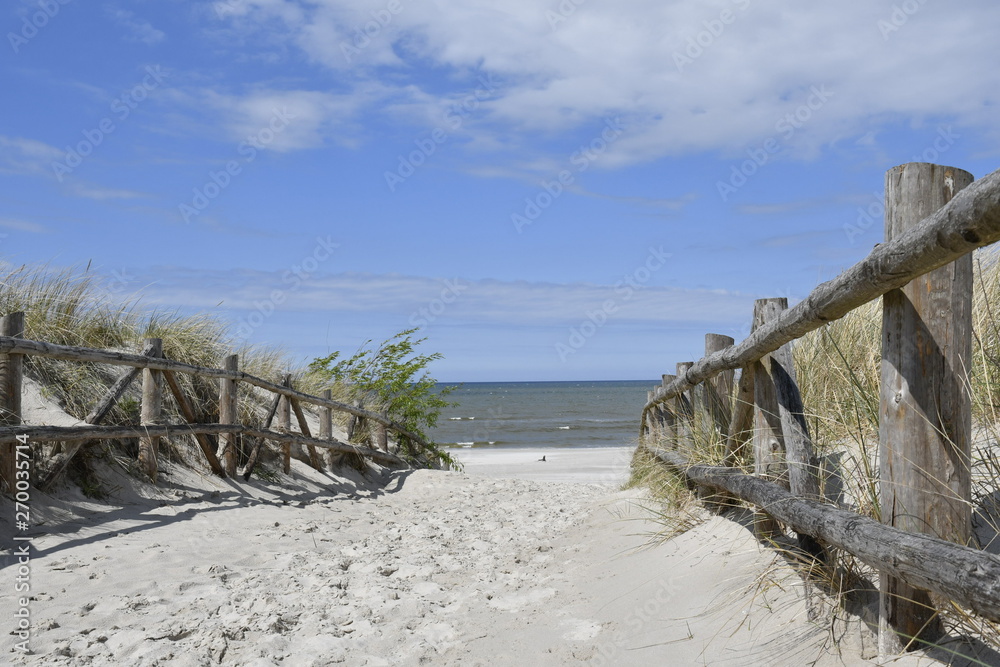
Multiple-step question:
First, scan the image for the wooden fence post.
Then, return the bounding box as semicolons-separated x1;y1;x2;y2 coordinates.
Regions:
0;312;24;494
704;334;735;438
218;354;239;476
137;338;163;482
279;374;291;474
376;424;388;452
644;389;655;438
725;364;755;466
674;362;695;451
290;394;325;470
880;162;975;652
756;301;823;556
660;373;677;446
320;389;339;468
752;299;788;539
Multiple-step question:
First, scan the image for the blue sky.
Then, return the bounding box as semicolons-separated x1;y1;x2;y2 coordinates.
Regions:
2;1;999;382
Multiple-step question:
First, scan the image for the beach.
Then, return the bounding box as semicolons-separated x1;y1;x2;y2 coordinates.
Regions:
1;439;955;666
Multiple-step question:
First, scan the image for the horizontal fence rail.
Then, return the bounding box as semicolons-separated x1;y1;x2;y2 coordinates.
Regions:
0;423;406;468
652;447;1000;623
641;164;1000;427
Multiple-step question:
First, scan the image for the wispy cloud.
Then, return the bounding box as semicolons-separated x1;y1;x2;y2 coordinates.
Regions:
68;183;145;201
112;267;756;327
0;135;62;176
0;217;47;234
107;8;166;45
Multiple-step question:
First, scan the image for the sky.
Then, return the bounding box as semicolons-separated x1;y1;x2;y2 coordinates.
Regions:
2;1;999;382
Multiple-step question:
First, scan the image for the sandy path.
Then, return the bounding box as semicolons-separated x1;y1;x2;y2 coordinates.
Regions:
0;459;963;666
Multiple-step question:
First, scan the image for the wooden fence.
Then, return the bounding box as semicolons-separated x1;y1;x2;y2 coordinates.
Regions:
0;331;435;491
639;162;1000;654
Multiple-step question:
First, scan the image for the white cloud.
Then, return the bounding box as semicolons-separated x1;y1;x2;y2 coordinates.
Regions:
194;86;387;151
211;1;1000;169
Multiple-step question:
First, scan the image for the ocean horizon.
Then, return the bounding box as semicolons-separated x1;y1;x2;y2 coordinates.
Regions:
429;379;655;451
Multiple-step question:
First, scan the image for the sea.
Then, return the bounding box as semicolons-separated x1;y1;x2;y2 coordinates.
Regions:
428;380;654;451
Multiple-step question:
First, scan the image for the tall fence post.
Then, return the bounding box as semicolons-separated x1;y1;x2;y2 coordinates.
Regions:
320;388;339;468
660;373;677;446
879;162;975;652
218;354;239;476
644;389;655;438
725;363;755;466
704;333;735;443
0;312;24;494
752;299;787;539
279;374;292;474
674;362;695;451
138;338;163;482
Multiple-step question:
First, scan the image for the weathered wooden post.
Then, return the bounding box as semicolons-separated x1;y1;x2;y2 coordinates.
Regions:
320;389;339;468
376;424;388;452
279;374;292;474
674;362;695;451
218;354;239;476
644;389;655;438
0;312;24;494
660;373;678;446
754;300;823;555
725;364;755;466
752;299;788;539
704;334;735;437
138;338;163;482
879;162;974;652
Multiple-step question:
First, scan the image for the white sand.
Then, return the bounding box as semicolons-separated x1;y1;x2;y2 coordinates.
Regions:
0;387;986;664
449;445;634;485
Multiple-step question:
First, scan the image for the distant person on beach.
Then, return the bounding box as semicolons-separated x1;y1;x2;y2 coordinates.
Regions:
538;455;546;462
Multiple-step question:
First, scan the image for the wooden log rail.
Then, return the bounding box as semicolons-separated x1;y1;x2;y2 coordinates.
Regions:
0;423;407;468
640;164;1000;425
651;447;1000;623
0;335;433;453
